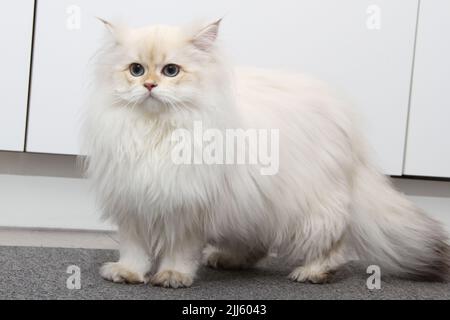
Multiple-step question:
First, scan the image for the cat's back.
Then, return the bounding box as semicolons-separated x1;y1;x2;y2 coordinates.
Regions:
234;67;358;137
235;67;329;94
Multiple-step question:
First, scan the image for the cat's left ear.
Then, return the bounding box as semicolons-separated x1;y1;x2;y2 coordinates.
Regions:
97;17;126;44
191;19;222;51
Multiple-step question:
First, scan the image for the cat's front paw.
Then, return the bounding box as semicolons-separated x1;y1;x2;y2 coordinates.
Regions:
100;262;148;284
151;270;193;288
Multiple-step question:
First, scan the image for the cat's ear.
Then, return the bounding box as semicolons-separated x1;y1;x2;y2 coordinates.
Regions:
97;17;116;34
191;19;222;51
97;17;125;43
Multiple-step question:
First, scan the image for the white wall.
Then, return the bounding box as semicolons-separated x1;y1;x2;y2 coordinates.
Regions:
0;152;112;231
404;0;450;178
0;152;449;234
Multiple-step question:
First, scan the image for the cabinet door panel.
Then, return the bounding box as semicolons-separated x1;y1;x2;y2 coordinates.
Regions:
28;0;418;175
0;0;35;151
404;0;450;178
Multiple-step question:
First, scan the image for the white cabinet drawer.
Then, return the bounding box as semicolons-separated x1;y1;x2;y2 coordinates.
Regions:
0;0;35;151
27;0;418;175
404;0;450;178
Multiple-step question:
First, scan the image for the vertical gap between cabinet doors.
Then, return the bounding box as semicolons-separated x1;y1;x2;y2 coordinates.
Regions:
24;0;38;152
401;0;421;175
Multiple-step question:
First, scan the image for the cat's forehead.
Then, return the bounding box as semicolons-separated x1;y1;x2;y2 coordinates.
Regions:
126;25;187;63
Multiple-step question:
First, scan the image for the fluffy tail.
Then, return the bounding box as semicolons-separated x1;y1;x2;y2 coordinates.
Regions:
349;164;449;281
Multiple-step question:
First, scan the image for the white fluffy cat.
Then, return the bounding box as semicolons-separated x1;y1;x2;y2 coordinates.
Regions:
82;19;449;288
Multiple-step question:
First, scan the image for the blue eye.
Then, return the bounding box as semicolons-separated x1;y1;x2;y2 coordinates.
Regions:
129;63;145;77
162;64;180;77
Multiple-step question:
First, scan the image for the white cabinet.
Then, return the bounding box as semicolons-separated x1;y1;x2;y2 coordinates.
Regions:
0;0;35;151
404;0;450;178
27;0;418;175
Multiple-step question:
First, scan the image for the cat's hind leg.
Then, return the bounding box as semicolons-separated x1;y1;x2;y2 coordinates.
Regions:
289;239;348;284
288;194;351;284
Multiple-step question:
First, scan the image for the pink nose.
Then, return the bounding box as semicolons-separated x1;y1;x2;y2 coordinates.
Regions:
144;83;158;91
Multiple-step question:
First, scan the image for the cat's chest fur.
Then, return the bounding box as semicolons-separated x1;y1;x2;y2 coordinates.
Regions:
88;107;224;217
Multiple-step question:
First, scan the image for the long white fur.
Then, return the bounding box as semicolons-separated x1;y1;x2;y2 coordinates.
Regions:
82;20;449;287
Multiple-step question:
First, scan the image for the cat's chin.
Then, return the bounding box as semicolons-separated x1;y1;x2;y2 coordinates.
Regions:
140;98;172;116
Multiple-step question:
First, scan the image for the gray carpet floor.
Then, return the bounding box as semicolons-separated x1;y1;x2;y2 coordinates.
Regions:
0;246;449;300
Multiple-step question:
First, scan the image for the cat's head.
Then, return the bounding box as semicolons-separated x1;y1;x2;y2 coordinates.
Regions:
96;19;226;115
